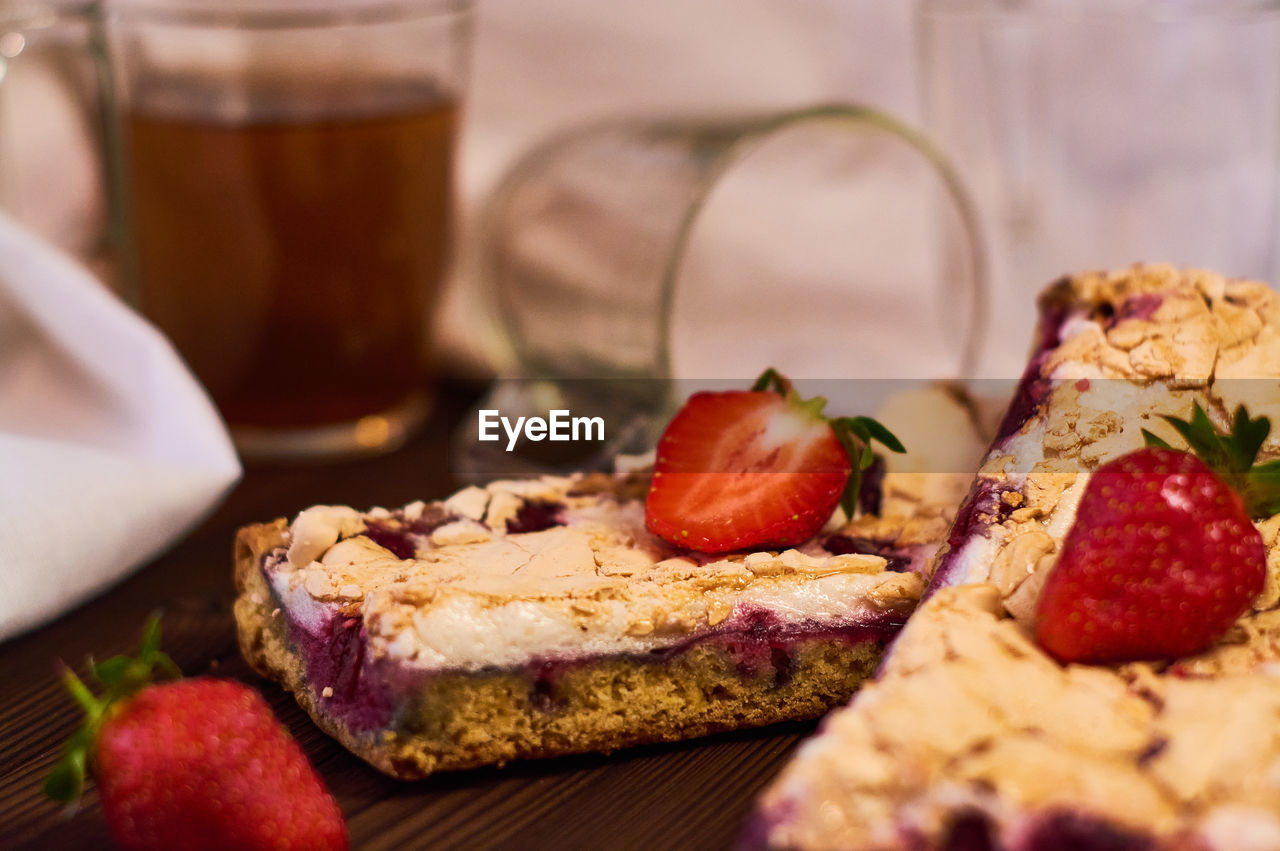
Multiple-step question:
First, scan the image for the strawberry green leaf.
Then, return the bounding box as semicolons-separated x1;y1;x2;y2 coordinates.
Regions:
91;655;131;688
832;416;905;458
89;616;180;698
860;445;875;469
794;393;829;420
837;417;868;445
1228;405;1271;475
1251;458;1280;479
154;651;182;681
830;415;907;519
1163;403;1231;472
139;613;163;658
833;428;862;520
134;613;181;682
44;675;99;805
840;488;857;522
43;739;86;803
63;668;101;720
1142;429;1174;449
849;416;906;454
1246;459;1280;518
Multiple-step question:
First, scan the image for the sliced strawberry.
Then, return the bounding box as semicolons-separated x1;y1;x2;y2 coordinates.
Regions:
644;371;903;554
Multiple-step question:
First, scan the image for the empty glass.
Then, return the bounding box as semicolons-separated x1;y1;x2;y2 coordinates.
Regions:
457;104;987;476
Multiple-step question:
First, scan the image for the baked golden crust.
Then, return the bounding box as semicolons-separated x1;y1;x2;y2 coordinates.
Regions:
233;519;290;681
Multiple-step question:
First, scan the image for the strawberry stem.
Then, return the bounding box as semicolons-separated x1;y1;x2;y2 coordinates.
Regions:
752;368;792;396
833;416;906;519
1142;401;1280;519
44;615;182;806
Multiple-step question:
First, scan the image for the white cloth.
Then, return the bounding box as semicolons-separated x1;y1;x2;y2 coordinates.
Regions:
0;212;241;641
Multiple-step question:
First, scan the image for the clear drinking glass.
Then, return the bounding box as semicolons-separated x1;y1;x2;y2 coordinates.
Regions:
919;0;1280;375
457;105;987;476
108;0;472;460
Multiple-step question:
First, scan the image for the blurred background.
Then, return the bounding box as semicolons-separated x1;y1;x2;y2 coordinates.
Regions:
0;0;931;381
7;0;1278;450
446;0;922;376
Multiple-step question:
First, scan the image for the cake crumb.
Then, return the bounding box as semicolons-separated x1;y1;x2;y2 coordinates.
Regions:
626;619;654;637
322;686;334;698
707;600;734;626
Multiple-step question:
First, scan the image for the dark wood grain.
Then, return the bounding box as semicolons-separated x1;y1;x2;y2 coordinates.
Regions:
0;380;813;850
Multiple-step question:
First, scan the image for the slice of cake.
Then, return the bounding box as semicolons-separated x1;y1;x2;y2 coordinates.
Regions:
751;582;1280;851
749;265;1280;849
234;385;987;779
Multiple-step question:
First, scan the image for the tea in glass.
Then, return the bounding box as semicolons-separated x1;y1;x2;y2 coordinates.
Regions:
110;0;471;458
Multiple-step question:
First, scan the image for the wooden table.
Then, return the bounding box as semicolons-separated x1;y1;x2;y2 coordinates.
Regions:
1;380;815;850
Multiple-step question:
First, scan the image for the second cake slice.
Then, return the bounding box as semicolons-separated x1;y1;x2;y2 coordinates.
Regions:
750;265;1280;850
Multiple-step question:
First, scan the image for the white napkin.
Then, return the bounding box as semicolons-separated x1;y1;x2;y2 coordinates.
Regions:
0;212;242;642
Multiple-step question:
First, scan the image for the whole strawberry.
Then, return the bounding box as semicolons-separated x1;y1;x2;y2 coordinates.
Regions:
1035;404;1276;664
45;618;347;851
645;369;904;554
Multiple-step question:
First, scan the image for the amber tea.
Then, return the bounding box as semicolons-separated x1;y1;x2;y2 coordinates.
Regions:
126;80;459;436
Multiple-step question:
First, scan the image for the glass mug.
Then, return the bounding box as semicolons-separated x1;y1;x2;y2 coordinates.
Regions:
2;0;471;460
105;0;472;460
456;105;988;477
